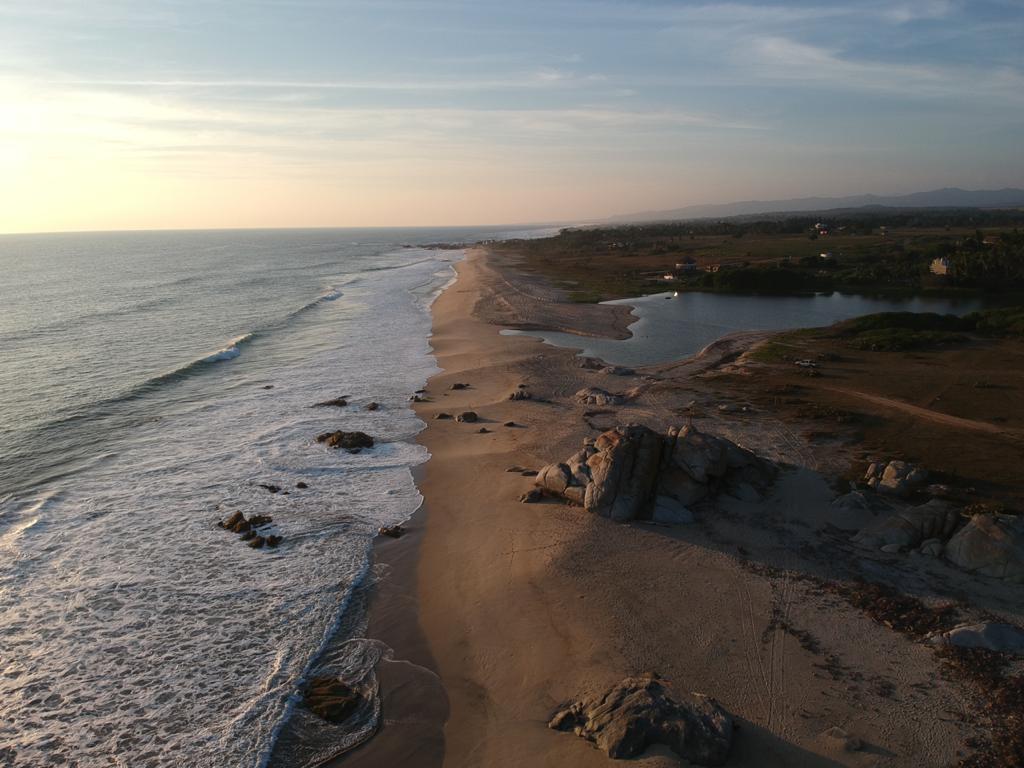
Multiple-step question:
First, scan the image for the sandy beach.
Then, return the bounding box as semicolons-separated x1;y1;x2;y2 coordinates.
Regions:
337;246;1023;768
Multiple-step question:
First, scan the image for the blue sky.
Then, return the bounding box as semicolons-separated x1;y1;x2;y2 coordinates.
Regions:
1;0;1022;232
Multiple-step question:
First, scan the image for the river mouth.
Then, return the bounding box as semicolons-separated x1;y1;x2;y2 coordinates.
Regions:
501;290;988;367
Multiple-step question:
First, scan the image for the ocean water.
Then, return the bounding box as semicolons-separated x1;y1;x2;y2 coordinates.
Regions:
502;290;987;367
0;227;544;768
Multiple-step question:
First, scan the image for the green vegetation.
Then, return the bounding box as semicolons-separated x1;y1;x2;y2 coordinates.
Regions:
829;307;1024;351
493;209;1024;303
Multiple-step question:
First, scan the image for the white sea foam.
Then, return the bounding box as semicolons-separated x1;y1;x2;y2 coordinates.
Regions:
0;244;463;768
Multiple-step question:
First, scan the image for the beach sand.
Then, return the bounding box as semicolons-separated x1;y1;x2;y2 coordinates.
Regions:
335;247;1016;767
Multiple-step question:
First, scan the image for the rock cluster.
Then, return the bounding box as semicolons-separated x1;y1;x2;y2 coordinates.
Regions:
316;430;374;452
378;524;406;538
574;387;626;406
864;460;929;498
508;388;532;401
548;674;734;766
217;512;282;549
945;513;1024;582
534;424;776;523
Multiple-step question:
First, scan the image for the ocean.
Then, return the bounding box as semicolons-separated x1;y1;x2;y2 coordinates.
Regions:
0;226;549;768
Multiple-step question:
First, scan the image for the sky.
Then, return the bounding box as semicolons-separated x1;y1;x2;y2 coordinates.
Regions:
0;0;1022;234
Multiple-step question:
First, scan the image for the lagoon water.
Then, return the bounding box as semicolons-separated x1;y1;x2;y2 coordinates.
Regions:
0;227;545;768
502;290;987;367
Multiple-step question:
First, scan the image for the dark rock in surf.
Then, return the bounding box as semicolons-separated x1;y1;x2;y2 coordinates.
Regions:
232;519;252;534
240;529;256;541
248;535;266;549
304;677;363;724
313;398;348;408
259;484;281;494
296;482;309;489
266;535;283;548
316;431;375;452
219;511;245;530
379;525;406;538
365;402;380;411
248;515;273;527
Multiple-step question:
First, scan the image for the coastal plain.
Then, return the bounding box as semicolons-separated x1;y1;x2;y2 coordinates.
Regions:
340;246;1023;768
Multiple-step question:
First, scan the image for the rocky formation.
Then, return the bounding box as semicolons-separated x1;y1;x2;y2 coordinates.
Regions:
365;402;380;411
853;499;960;552
303;677;363;723
945;513;1024;582
450;382;469;390
218;512;282;549
456;411;478;423
435;412;452;420
534;425;777;523
575;387;626;406
508;389;532;401
296;482;309;489
316;430;374;452
927;622;1024;654
312;397;348;408
379;525;406;538
864;460;929;498
548;674;733;765
259;484;282;494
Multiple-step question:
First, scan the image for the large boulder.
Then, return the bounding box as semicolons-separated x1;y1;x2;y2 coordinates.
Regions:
549;674;733;766
533;424;776;523
944;514;1024;582
853;499;960;552
927;622;1024;654
584;425;664;522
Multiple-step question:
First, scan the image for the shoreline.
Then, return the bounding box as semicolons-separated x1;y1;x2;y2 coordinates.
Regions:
336;245;1017;767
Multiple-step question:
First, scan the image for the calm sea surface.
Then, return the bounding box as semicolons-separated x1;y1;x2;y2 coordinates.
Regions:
0;226;550;768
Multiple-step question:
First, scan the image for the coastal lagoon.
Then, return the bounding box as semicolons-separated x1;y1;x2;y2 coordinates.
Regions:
502;290;988;367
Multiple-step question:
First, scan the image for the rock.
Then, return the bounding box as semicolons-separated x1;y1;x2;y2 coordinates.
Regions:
435;412;452;420
456;411;478;423
652;496;694;524
536;463;572;495
478;427;490;434
266;535;282;548
585;425;663;522
944;514;1024;582
865;460;929;498
262;385;274;389
240;529;256;541
365;402;380;411
521;470;538;477
503;421;517;427
531;424;776;523
248;515;273;527
822;726;863;752
249;536;266;549
853;499;960;551
316;431;375;452
259;484;281;494
313;397;348;408
600;365;635;376
579;357;605;370
219;511;245;530
304;677;362;723
520;489;543;504
506;465;526;473
548;674;733;766
232;519;252;534
296;482;309;489
927;622;1024;654
575;387;625;406
379;525;406;538
920;538;943;557
450;382;468;390
508;389;532;401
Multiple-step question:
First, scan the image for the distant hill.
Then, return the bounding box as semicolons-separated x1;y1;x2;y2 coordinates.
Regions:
609;187;1024;223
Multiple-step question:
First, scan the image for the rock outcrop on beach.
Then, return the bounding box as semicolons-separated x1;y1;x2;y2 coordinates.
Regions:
456;411;478;423
852;499;960;552
534;424;777;522
574;387;626;406
549;674;734;766
312;397;349;408
944;513;1024;582
864;460;929;498
316;430;374;452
